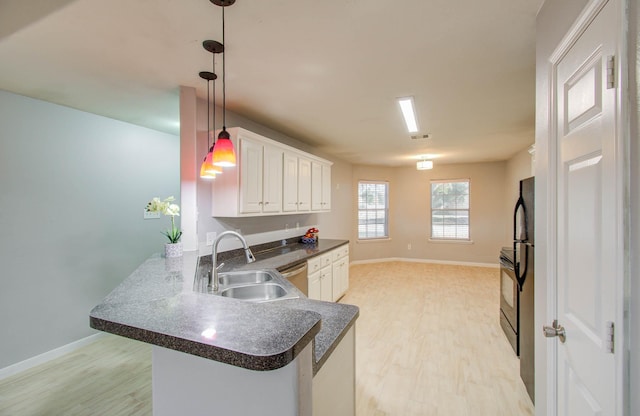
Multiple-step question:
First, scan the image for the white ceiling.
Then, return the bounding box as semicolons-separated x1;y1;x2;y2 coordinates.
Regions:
0;0;542;166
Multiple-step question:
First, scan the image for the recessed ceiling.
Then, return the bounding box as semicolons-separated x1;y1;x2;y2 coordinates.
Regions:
0;0;543;166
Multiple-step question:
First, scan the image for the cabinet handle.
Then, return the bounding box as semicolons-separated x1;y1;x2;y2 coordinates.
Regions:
265;202;269;205
259;201;263;205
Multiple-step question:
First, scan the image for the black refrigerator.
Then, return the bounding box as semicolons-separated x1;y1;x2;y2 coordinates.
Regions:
514;176;534;403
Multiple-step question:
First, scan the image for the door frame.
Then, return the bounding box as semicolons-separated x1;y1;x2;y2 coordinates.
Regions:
539;0;630;414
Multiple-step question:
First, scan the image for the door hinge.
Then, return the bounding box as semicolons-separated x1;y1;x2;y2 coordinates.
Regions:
605;321;614;353
606;55;615;89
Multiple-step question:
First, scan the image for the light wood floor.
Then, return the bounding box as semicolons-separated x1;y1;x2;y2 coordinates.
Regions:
0;262;533;416
341;262;534;416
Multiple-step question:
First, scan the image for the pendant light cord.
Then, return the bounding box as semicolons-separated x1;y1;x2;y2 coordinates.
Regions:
222;6;226;130
206;78;210;149
212;53;216;140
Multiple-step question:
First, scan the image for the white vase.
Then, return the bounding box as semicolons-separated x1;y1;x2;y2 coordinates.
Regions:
165;242;183;258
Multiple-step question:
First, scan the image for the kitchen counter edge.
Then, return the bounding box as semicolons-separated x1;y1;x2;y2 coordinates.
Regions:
89;239;357;374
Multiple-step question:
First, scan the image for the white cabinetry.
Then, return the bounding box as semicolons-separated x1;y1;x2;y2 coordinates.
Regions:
311;161;331;211
239;138;282;214
307;244;349;302
283;152;299;212
283;152;312;213
331;245;349;301
308;253;333;302
211;128;331;217
297;156;312;212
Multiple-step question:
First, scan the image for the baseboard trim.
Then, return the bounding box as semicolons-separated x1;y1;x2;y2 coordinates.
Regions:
0;332;107;380
349;257;499;268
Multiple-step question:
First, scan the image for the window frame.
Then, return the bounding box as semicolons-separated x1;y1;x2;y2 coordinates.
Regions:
357;180;390;240
430;178;471;241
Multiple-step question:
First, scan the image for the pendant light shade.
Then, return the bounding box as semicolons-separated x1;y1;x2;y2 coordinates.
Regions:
211;1;237;167
212;130;236;166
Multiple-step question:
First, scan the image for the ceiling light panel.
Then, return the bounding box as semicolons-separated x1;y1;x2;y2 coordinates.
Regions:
397;96;419;133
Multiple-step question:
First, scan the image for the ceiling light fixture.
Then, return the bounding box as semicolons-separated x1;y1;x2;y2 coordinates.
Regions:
416;159;433;170
398;96;419;133
211;0;237;167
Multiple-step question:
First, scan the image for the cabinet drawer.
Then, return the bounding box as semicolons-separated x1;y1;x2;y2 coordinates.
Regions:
332;245;349;262
308;257;322;274
320;253;333;268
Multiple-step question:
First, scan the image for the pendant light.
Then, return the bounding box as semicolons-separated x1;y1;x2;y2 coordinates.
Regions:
211;0;237;167
199;40;224;179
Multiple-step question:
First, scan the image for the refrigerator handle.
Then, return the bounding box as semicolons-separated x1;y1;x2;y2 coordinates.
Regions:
516;243;528;290
513;196;527;242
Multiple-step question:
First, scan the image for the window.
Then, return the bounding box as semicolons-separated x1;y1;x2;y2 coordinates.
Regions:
358;181;389;239
431;179;470;240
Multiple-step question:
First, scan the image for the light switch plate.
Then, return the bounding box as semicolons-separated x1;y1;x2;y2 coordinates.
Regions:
206;232;217;246
144;210;161;219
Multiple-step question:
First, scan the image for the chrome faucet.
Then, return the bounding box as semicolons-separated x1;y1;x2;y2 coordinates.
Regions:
209;231;256;292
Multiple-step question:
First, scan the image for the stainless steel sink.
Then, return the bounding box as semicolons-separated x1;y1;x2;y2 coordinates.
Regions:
218;270;274;286
193;261;300;303
219;283;290;302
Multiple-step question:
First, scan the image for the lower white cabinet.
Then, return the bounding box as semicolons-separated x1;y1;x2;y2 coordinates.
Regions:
307;245;349;302
332;259;349;301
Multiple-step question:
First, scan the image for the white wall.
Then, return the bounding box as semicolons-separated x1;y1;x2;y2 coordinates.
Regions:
0;90;179;369
350;161;514;265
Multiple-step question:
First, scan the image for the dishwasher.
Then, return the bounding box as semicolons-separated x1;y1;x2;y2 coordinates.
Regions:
279;262;308;296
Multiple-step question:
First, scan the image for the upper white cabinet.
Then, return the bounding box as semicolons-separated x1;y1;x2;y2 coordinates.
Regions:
282;152;300;213
239;139;283;214
211;128;332;217
298;157;312;212
283;152;312;213
311;161;331;211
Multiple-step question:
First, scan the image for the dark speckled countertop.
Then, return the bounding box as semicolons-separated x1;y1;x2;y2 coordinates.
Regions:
89;239;358;375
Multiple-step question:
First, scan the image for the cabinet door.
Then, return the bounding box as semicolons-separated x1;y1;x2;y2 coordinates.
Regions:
308;271;321;300
239;138;263;214
320;267;332;302
262;146;283;213
311;161;323;211
332;262;342;301
283;152;299;212
321;164;331;210
298;157;312;211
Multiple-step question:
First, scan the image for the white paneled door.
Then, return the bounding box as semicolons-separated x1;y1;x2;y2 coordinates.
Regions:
550;0;621;415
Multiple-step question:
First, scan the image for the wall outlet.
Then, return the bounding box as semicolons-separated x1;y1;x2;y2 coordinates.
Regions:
144;210;161;220
407;243;412;250
206;232;217;246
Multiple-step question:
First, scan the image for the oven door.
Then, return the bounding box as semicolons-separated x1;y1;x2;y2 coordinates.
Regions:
499;263;519;355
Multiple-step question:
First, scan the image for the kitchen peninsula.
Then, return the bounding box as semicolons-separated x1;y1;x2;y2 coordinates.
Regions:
90;239;358;416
